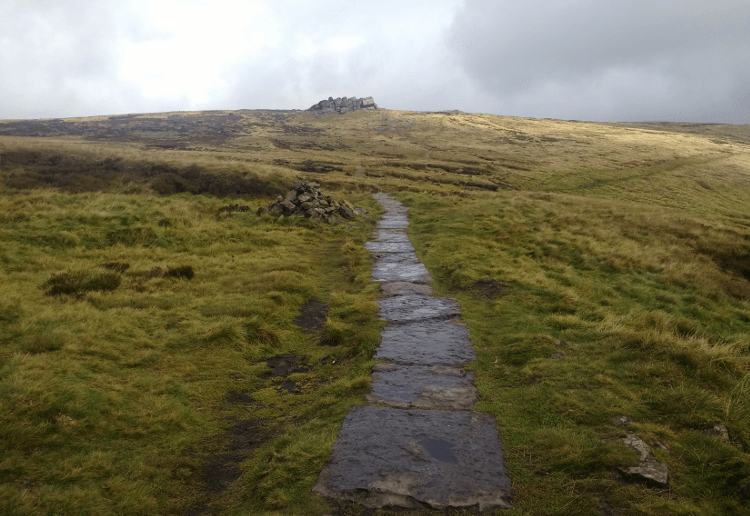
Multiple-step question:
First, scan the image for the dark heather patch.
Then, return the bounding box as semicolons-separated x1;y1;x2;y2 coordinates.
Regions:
0;149;283;197
292;160;345;174
102;262;130;273
465;278;508;299
294;298;329;333
164;265;194;279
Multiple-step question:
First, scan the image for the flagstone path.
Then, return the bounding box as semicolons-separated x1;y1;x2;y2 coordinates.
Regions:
313;194;512;512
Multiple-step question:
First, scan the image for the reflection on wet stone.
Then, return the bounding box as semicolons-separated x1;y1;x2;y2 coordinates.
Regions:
370;251;420;263
312;406;512;511
421;438;459;464
376;320;476;365
367;364;478;409
378;294;461;323
374;229;411;242
372;261;432;283
364;241;415;253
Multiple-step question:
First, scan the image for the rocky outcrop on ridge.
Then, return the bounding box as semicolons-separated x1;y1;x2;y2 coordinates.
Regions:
262;179;360;221
307;96;377;114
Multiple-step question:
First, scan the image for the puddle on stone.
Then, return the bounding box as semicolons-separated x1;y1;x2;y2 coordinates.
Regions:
421;438;459;464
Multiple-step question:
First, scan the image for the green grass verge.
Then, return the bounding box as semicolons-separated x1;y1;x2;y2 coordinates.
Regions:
0;188;383;515
400;191;750;516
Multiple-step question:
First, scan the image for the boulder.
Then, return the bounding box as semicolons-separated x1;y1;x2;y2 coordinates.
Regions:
702;424;731;444
618;432;669;488
338;204;355;219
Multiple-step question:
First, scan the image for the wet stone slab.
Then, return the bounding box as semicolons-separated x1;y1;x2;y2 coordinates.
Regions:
378;216;410;229
371;251;420;264
378;294;461;323
364;241;416;253
375;320;476;366
372;261;432;283
380;281;434;297
367;364;478;409
312;405;512;511
373;229;410;242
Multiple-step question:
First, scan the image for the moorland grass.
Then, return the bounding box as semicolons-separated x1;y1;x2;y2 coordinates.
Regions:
0;187;384;515
400;191;750;515
2;109;750;515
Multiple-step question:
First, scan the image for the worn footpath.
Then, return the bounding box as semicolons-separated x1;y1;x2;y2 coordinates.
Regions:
313;194;513;512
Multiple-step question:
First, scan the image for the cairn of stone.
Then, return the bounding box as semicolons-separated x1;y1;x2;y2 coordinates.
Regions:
265;180;357;221
307;96;377;115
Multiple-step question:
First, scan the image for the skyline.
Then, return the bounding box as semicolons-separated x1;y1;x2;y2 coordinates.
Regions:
1;0;749;123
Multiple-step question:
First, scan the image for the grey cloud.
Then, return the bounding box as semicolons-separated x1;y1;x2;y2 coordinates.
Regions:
0;1;154;118
223;1;466;112
448;0;750;122
2;0;747;123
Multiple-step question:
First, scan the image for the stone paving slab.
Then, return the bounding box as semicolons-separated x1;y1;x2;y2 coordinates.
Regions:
378;294;461;323
375;320;476;365
379;281;434;297
367;364;478;409
364;241;416;253
378;216;410;229
372;261;432;283
370;251;420;264
374;229;410;242
312;405;512;511
314;193;512;512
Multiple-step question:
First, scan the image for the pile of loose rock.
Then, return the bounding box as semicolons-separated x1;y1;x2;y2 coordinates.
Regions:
307;96;377;115
262;180;358;221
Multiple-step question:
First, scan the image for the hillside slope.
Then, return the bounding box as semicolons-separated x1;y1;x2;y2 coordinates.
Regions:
1;110;749;515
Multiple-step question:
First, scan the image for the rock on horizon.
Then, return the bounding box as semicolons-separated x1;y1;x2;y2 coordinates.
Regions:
307;96;377;114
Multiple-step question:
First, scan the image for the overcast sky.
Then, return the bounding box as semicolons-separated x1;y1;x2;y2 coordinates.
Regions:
1;0;748;123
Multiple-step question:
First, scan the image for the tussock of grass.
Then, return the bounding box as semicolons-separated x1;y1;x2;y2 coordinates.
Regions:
41;269;122;296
